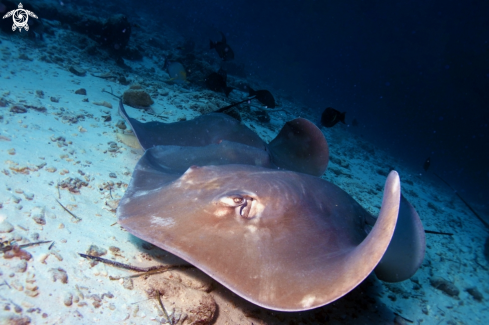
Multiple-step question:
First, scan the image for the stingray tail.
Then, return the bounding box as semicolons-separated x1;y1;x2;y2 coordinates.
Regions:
118;99;129;122
374;194;425;282
267;118;329;177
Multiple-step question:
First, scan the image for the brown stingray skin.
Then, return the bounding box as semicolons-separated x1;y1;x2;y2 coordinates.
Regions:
119;100;328;177
119;99;266;151
268;118;329;176
118;165;400;311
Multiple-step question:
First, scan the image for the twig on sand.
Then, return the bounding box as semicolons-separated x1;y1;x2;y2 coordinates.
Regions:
425;230;453;236
55;199;82;222
56;179;61;199
78;253;192;279
0;240;52;253
157;291;174;325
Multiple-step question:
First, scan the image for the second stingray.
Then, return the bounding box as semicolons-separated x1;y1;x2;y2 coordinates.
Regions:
118;99;329;176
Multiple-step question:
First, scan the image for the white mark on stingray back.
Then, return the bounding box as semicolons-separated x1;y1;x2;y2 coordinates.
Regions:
150;215;175;228
300;295;316;308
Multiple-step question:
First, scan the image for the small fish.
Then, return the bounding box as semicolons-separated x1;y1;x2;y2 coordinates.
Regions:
248;87;276;108
164;60;187;84
320;107;346;128
210;31;234;61
423;158;430;171
205;70;233;97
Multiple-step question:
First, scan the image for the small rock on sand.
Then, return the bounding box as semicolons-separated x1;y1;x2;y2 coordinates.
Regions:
430;276;460;297
75;88;87;95
69;66;86;77
0;220;14;233
122;89;154;107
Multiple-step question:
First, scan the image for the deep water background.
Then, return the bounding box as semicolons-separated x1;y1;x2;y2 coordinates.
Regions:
126;0;488;210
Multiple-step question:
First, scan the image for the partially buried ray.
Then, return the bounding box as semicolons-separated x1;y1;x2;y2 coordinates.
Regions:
119;99;264;151
118;99;329;177
117;142;425;311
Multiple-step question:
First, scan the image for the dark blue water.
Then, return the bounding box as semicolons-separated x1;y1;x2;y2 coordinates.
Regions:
64;0;489;208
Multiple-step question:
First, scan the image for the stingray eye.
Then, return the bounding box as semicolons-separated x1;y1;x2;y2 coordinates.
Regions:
218;195;246;207
217;195;256;219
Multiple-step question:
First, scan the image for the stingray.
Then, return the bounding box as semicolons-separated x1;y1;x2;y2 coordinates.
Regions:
118;99;329;176
117;140;425;311
117;100;425;311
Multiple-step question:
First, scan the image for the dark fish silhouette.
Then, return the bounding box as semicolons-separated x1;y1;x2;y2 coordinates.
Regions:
423;158;430;171
249;87;276;108
321;107;346;128
352;118;358;127
210;31;234;61
205;70;233;97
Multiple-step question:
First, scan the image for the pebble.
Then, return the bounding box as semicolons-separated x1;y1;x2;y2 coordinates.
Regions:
49;267;68;284
122;278;133;290
394;315;409;325
63;292;73;306
24;193;34;200
25;289;39;297
86;245;107;257
32;213;46;225
10;105;27;113
0;220;14;233
36;90;44;98
69;66;86;77
93;101;112;109
10;279;23;291
122;89;154;107
75;88;87;95
39;253;49;264
13;260;28;273
466;287;483;301
430;276;460;297
115;120;126;130
0;315;31;324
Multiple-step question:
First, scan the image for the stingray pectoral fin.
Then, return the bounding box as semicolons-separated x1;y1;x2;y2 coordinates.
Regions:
267;118;329;176
374;194;426;282
118;99;136;134
280;170;401;311
118;99;146;149
333;170;400;290
119;99;164;150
